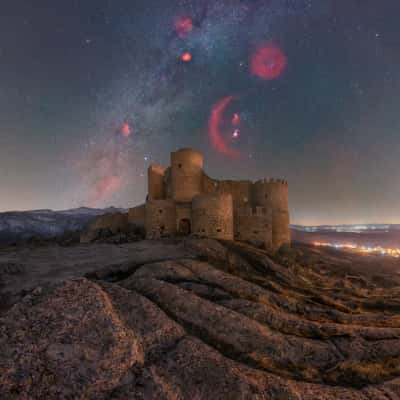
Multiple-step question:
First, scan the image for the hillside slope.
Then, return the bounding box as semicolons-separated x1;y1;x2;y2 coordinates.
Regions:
1;239;400;399
0;207;125;244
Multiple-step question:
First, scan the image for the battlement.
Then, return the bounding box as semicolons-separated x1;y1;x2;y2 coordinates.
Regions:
254;178;288;185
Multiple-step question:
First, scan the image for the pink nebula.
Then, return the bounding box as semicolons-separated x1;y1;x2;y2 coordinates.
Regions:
232;113;240;127
251;44;287;80
209;96;240;159
89;175;122;206
175;17;193;38
119;122;131;137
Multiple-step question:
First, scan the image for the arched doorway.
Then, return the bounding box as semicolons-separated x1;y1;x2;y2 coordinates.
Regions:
178;218;191;235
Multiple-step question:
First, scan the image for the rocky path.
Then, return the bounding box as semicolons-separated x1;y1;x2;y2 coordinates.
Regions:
1;239;400;399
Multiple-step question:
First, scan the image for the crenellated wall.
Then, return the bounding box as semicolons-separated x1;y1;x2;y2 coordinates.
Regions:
192;192;233;240
215;180;252;209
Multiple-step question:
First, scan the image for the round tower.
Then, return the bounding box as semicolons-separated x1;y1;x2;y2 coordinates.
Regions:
192;192;233;240
264;179;290;250
171;148;204;202
253;180;269;207
148;164;166;200
145;199;177;239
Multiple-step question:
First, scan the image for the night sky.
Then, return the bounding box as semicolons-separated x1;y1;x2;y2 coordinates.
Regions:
1;0;400;225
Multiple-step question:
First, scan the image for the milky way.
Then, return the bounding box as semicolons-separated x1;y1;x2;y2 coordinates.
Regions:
85;0;314;204
2;0;400;224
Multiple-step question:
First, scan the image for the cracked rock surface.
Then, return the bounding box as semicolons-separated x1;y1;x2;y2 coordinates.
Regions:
1;238;400;399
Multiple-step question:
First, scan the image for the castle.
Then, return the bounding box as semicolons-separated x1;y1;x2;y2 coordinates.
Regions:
128;148;290;250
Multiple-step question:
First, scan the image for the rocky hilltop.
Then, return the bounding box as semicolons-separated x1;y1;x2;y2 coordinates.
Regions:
1;238;400;399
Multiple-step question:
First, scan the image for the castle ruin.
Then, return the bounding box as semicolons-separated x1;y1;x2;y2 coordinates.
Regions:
129;148;290;250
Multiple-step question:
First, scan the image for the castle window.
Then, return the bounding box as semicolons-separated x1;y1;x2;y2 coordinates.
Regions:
178;163;182;168
265;195;268;199
159;209;163;214
217;228;221;233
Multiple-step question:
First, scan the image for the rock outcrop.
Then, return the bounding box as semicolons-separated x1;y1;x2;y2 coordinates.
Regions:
1;238;400;399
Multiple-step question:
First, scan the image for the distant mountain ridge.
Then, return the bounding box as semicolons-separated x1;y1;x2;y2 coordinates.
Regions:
291;224;400;233
0;207;127;244
2;208;399;246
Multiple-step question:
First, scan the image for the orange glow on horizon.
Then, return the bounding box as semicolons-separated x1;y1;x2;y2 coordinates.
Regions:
314;241;400;258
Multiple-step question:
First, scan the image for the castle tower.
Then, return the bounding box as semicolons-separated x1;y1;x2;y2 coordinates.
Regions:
192;192;234;240
263;179;290;250
148;164;166;200
171;148;204;202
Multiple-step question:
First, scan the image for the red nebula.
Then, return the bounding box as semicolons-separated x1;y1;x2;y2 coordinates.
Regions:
232;113;240;127
181;52;192;62
89;175;122;206
251;44;287;80
119;122;131;137
209;96;240;159
175;17;193;38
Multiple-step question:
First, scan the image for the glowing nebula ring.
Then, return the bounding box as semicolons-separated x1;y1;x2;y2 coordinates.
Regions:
251;44;287;80
209;96;240;158
174;17;193;38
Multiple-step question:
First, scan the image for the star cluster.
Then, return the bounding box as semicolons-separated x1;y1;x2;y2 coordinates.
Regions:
1;0;400;224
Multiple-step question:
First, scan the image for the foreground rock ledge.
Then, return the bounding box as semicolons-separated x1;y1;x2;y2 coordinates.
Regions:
1;238;400;399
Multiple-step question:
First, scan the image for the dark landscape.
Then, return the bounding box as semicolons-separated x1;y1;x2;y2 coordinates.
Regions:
2;0;400;398
1;224;400;398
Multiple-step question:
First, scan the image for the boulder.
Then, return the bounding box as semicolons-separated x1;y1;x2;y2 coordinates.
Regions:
2;239;400;399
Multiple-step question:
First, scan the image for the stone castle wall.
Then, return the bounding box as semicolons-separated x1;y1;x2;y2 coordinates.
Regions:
203;175;252;209
145;199;176;239
176;202;192;235
234;207;272;248
80;212;129;243
215;180;252;209
128;205;145;226
192;193;233;240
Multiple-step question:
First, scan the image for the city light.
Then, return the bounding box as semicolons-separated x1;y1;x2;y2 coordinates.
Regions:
314;242;400;258
293;224;392;233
